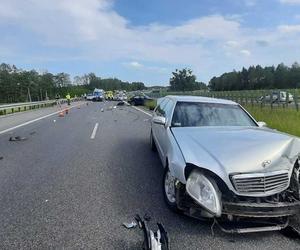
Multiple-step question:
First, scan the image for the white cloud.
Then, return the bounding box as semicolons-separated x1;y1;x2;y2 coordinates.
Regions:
0;0;299;83
127;61;143;68
280;0;300;4
240;49;251;56
124;61;168;74
225;40;240;48
278;24;300;33
244;0;257;6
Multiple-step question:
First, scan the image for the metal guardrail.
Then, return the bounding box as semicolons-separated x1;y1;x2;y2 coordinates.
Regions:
0;100;57;116
0;98;82;116
0;101;55;109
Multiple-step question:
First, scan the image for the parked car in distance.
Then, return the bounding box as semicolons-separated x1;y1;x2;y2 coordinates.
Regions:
128;94;153;106
260;91;294;103
93;88;104;101
86;88;104;102
150;95;300;232
86;93;94;101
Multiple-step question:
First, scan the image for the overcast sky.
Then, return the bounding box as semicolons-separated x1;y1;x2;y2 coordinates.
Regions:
1;0;300;85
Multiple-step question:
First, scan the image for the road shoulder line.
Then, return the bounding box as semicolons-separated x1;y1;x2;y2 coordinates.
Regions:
0;103;83;135
130;105;152;117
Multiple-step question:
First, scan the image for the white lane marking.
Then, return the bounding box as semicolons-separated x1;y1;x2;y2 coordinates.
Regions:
90;123;99;139
0;103;82;135
131;106;152;117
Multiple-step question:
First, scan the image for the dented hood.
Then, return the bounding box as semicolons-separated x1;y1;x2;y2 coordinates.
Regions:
172;126;300;176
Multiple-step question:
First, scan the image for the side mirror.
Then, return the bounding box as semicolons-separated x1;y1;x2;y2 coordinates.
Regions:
257;121;267;127
153;116;166;126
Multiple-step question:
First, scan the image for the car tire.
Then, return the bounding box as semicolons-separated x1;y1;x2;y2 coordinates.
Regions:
163;167;179;212
150;130;157;152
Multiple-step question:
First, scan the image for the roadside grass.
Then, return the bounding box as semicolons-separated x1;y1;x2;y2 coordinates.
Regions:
244;105;300;137
144;99;156;110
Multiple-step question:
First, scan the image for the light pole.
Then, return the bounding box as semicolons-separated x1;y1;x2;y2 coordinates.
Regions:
17;83;21;102
27;87;32;102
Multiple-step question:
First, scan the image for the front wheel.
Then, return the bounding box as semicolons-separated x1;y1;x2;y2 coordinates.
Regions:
163;167;179;212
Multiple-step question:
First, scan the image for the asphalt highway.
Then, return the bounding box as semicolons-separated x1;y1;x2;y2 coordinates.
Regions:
0;101;299;249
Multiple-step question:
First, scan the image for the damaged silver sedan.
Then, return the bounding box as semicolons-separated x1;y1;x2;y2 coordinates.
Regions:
150;95;300;233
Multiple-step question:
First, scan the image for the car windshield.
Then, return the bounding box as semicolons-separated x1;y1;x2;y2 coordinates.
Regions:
171;102;257;127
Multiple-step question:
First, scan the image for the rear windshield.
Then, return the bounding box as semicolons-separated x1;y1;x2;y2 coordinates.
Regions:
171;102;257;127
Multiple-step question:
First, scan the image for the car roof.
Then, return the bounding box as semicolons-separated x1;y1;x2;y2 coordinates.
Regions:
164;95;237;105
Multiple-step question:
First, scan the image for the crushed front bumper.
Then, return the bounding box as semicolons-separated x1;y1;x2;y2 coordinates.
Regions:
222;200;300;218
176;183;300;219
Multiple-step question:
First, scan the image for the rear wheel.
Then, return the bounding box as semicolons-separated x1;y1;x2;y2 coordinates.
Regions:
163;167;179;212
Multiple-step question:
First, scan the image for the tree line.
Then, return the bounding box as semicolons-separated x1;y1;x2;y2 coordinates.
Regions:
0;63;145;103
208;62;300;91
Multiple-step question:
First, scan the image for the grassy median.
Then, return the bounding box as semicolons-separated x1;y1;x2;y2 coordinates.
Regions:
244;105;300;137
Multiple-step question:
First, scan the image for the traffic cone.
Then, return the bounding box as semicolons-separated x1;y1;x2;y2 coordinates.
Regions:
58;111;64;117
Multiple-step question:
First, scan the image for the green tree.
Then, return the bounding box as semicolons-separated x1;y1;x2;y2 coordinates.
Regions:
170;68;197;91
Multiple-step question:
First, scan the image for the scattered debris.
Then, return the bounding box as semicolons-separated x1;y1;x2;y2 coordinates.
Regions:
117;101;125;106
0;156;3;160
77;106;81;109
29;131;36;135
58;111;64;117
9;136;27;142
53;120;56;123
144;119;150;122
134;214;169;250
123;221;137;229
86;102;89;106
101;108;104;112
144;213;151;222
113;106;117;109
45;199;49;203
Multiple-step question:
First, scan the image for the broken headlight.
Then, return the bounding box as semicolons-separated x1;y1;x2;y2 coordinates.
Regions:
186;171;222;217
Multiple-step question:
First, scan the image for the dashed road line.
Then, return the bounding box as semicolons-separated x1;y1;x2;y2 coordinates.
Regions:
90;123;99;139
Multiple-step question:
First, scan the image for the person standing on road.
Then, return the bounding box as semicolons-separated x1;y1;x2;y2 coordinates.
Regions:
66;93;71;105
55;93;61;107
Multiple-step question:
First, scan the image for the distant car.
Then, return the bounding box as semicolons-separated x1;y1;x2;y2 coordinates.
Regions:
86;93;94;101
93;88;104;101
260;91;294;103
86;89;104;101
150;95;300;232
128;94;152;106
122;94;127;101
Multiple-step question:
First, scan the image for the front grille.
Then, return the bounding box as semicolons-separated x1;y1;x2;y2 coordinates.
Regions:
231;170;290;196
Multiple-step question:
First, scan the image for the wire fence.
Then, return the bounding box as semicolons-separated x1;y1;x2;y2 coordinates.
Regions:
147;89;300;111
